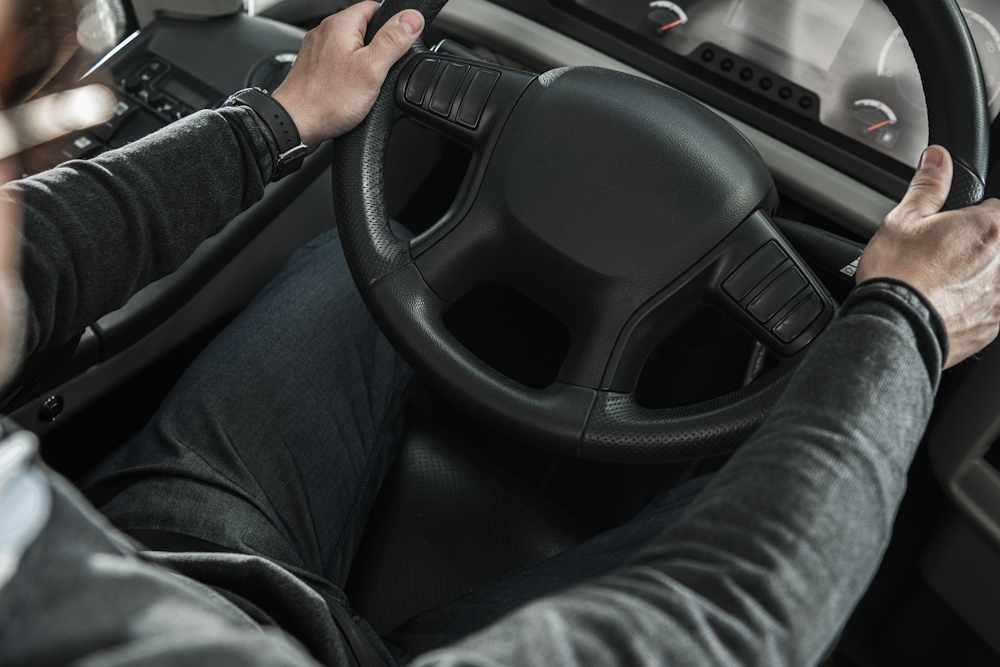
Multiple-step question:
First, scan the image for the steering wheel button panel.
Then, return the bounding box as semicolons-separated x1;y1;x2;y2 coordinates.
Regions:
773;293;824;343
429;63;470;116
456;70;500;128
747;267;808;322
405;58;440;105
723;241;787;300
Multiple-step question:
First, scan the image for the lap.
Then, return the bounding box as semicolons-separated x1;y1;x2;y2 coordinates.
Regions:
82;225;414;587
80;221;710;660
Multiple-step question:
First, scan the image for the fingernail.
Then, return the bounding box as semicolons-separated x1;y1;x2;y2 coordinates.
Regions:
920;145;944;170
399;10;423;35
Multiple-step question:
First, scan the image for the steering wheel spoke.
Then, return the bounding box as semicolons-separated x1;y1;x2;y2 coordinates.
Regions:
396;54;536;256
600;211;836;393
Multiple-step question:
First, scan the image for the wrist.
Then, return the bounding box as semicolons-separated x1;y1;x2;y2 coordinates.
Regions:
222;88;307;182
847;277;950;370
272;88;319;149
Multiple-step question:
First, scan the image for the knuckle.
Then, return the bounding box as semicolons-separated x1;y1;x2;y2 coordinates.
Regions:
981;217;1000;245
883;207;910;229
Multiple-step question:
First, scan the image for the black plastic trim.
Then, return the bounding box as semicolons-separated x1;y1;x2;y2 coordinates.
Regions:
93;142;332;359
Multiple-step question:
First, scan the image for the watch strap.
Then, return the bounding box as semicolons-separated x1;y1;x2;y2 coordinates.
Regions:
224;88;306;181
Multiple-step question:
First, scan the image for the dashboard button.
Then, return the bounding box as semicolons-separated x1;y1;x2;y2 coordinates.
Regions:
456;69;499;128
429;63;469;116
723;241;787;301
121;77;142;95
406;58;440;105
92;97;136;141
748;268;808;322
59;134;100;161
137;60;167;84
773;293;824;342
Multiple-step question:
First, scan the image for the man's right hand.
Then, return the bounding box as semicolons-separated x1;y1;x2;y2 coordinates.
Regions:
271;1;424;149
856;145;1000;369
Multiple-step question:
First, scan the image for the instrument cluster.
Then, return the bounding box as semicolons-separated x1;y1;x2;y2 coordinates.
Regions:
575;0;1000;169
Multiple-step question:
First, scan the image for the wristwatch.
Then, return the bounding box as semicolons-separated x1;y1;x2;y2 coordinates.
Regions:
222;87;307;182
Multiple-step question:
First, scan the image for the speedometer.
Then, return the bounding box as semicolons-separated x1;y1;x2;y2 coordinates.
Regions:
877;8;1000;116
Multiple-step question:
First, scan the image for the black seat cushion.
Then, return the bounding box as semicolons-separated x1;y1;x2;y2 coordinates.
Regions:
343;411;591;635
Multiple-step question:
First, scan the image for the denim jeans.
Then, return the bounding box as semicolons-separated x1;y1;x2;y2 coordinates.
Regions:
82;224;708;663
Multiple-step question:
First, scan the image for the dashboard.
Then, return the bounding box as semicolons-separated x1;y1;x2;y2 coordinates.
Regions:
565;0;1000;174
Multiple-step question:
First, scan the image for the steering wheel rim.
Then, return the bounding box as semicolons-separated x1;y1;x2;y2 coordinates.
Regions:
332;0;989;463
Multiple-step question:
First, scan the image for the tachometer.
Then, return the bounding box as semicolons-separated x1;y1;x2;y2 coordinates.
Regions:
877;8;1000;114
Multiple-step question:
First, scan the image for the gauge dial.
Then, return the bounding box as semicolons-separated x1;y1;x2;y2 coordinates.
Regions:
853;99;900;148
877;8;1000;116
647;2;688;34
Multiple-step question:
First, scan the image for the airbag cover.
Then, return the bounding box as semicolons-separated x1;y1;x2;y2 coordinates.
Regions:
485;67;775;296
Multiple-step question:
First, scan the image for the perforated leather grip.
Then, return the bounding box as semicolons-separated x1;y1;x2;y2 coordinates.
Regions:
364;0;449;45
882;0;989;209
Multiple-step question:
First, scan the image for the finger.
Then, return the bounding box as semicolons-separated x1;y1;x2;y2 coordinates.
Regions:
364;9;424;76
895;145;954;221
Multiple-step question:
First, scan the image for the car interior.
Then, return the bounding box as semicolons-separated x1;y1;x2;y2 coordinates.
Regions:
11;0;1000;664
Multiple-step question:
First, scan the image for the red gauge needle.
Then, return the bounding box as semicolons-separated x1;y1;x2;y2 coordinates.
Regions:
657;19;684;32
867;119;894;132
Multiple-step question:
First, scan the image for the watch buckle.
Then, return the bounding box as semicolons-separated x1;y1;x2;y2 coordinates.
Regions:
273;143;308;181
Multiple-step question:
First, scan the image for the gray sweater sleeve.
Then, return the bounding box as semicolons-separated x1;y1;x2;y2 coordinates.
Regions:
0;106;274;355
414;279;947;667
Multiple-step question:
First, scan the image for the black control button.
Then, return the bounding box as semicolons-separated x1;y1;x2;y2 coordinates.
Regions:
456;69;499;128
137;60;167;84
429;63;470;116
145;91;164;106
723;241;787;300
748;268;808;322
773;293;824;342
92;97;136;141
406;58;440;105
121;77;142;95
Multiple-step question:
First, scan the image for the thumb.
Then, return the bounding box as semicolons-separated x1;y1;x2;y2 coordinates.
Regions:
365;10;424;76
897;145;954;220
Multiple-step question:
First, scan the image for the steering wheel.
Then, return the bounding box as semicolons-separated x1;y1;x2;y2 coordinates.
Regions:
332;0;989;463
